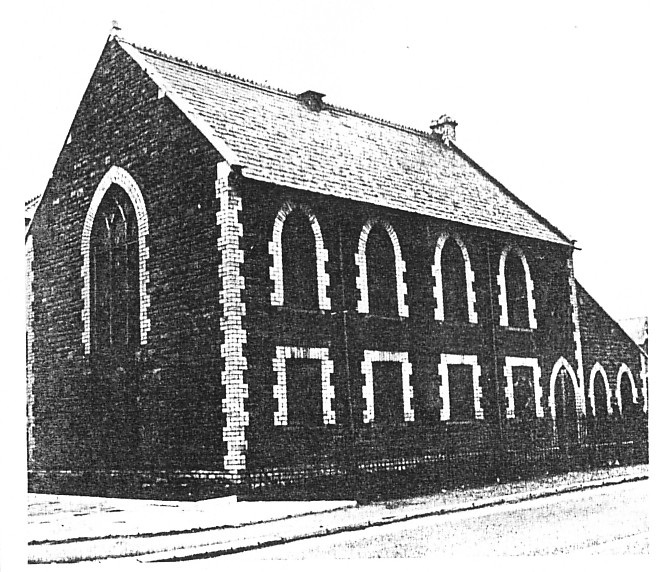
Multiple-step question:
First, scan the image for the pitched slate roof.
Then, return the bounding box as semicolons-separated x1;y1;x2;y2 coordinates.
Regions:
119;38;573;246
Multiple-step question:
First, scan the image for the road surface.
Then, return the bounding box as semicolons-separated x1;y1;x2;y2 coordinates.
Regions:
216;480;648;558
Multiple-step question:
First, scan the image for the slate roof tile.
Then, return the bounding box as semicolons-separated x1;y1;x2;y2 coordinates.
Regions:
120;39;572;246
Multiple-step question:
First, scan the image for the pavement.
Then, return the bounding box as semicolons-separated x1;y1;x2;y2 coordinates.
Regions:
28;463;649;563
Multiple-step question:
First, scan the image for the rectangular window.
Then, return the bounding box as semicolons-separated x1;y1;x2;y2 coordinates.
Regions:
512;366;535;419
286;359;324;427
449;364;475;421
373;361;404;424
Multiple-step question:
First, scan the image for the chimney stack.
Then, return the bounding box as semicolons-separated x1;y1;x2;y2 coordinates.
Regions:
298;90;326;112
430;115;458;145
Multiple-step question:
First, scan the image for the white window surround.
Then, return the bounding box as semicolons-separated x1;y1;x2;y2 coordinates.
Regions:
588;362;612;417
432;232;478;323
437;354;484;421
640;354;648;413
497;244;537;329
81;166;151;354
361;350;414;423
548;356;585;418
269;201;331;310
615;363;639;414
503;356;543;419
272;346;335;426
355;218;409;318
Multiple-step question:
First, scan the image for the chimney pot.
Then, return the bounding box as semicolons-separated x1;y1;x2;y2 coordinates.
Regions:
430;114;458;145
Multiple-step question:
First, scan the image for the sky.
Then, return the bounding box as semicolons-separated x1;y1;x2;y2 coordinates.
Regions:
6;0;654;324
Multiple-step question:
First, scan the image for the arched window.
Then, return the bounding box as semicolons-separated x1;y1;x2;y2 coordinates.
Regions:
592;373;609;418
588;363;611;418
620;377;636;417
367;225;397;317
549;357;581;447
441;238;469;322
355;219;408;317
89;184;141;467
433;232;477;323
282;210;318;309
505;252;529;328
269;201;331;311
90;185;140;357
82;166;150;355
498;245;536;329
617;365;638;417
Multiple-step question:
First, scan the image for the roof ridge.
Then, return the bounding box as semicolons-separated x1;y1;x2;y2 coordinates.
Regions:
576;280;648;358
121;39;435;141
450;144;574;245
124;40;299;98
115;36;571;247
25;195;42;208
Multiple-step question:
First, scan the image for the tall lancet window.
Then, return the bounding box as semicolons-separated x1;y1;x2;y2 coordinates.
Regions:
91;185;140;359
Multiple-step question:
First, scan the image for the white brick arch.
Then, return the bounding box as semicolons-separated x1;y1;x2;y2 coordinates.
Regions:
588;362;612;417
548;356;585;418
81;166;151;354
497;244;537;329
355;218;408;317
432;231;477;323
615;363;639;415
269;200;331;310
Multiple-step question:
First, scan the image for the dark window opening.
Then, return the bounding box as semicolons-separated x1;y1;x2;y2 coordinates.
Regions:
512;366;535;419
442;238;469;322
286;359;324;428
282;211;318;309
372;361;404;424
620;376;636;418
505;252;530;328
449;364;475;421
91;185;139;359
593;374;608;418
554;369;578;446
90;184;140;466
367;225;397;317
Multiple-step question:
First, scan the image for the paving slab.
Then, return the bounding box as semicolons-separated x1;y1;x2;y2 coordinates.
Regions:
28;464;649;563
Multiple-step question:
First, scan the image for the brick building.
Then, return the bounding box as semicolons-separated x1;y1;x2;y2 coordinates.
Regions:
25;31;648;494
